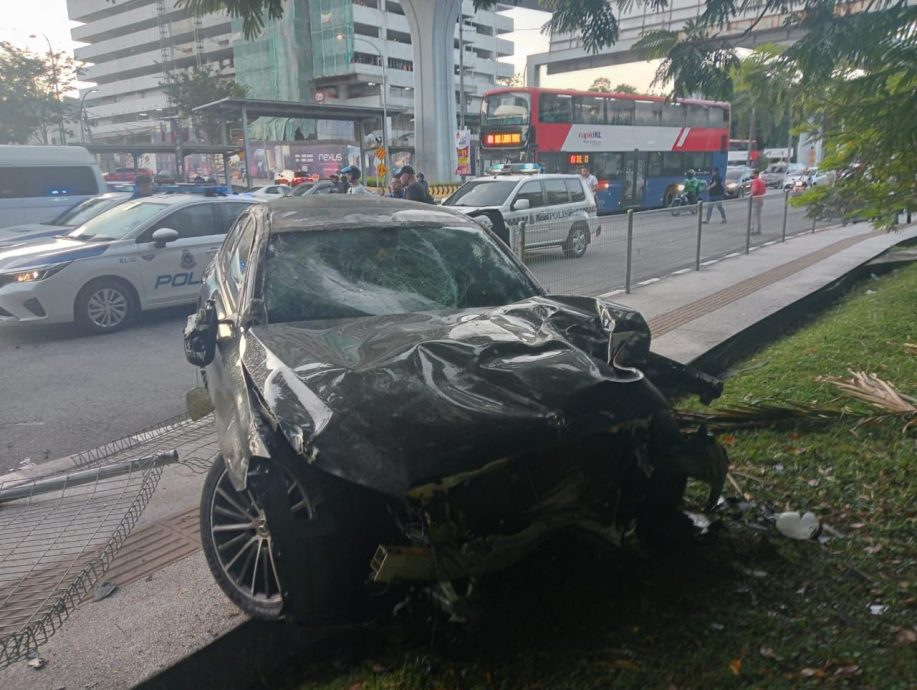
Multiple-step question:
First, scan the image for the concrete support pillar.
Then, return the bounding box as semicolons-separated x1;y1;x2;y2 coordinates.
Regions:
401;0;461;182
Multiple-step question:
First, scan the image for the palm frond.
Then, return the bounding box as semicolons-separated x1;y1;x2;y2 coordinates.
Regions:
677;372;915;435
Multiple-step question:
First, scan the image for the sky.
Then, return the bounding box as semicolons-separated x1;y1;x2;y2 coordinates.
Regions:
0;1;662;95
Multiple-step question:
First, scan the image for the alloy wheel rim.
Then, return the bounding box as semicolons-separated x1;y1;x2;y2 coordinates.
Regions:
209;465;311;606
573;229;587;254
86;288;128;328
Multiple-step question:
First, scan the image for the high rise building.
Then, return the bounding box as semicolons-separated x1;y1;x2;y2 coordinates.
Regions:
67;0;236;142
69;0;514;153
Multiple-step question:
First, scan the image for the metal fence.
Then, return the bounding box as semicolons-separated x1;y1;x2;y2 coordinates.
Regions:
518;190;842;298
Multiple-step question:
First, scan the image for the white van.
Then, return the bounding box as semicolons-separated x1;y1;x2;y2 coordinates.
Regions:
0;146;107;229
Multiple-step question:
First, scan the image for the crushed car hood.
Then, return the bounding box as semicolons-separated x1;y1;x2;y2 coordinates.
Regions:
240;295;683;497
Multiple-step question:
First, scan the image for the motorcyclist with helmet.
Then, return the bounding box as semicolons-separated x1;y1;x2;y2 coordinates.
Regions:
683;169;705;205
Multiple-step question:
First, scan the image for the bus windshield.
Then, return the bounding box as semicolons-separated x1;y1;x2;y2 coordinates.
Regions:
482;92;530;126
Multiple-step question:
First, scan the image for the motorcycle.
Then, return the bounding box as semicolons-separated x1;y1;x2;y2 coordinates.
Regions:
668;187;699;216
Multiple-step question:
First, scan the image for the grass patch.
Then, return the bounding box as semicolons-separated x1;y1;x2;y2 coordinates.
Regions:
265;264;916;690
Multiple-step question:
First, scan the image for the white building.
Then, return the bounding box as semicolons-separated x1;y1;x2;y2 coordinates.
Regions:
67;0;514;147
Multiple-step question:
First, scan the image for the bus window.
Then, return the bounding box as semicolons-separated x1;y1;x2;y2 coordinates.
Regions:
634;101;661;126
684;151;706;173
607;99;634;126
592;152;624;180
647;152;663;176
482;91;531;126
540;94;573;123
574;96;605;124
687;105;710;127
662;152;683;176
662;103;685;127
538;153;564;173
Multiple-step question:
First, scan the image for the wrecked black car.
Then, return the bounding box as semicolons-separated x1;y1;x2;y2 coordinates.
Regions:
184;196;728;621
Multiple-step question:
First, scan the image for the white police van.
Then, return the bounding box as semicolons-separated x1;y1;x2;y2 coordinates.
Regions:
442;168;598;258
0;146;107;229
0;194;254;332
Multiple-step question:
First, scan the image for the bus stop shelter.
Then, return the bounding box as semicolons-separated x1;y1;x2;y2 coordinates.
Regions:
193;97;397;189
82;142;240;183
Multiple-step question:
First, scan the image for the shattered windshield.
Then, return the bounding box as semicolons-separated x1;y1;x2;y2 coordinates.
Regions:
263;225;539;323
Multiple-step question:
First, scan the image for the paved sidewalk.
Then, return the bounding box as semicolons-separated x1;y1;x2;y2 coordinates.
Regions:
0;221;913;689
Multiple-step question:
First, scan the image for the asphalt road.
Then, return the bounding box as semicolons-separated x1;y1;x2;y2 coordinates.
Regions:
0;191;828;474
0;305;196;474
530;190;819;295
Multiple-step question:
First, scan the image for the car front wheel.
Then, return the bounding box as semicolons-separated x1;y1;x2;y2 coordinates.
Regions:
75;278;137;333
200;454;372;622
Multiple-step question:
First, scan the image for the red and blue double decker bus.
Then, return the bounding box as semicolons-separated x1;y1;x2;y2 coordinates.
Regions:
479;87;730;213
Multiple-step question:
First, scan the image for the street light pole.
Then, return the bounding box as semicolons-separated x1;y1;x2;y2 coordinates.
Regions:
79;88;98;143
338;34;389;188
31;33;65;145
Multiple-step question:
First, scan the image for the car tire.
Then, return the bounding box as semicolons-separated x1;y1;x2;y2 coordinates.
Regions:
74;278;137;333
563;223;589;259
200;454;370;622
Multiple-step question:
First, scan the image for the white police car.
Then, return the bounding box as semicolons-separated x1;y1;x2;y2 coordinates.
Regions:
442;171;598;258
0;194;254;332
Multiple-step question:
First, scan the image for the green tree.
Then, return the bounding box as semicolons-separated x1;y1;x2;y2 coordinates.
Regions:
0;41;80;144
161;65;248;144
497;73;525;88
589;77;612;92
728;45;798;152
613;83;638;94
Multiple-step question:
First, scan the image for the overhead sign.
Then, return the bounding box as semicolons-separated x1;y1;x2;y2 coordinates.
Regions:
763;148;790;159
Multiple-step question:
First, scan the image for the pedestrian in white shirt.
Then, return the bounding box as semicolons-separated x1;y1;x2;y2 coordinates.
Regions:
580;166;598;195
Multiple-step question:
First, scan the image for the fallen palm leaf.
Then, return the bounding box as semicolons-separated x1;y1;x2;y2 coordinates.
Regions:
817;371;916;413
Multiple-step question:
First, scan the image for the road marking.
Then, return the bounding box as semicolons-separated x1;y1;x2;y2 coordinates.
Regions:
637;278;662;286
602;289;625;297
763;240;777;246
700;259;719;266
724;252;740;258
671;268;691;275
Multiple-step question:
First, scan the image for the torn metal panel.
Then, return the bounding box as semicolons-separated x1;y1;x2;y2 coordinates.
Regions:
239;296;684;497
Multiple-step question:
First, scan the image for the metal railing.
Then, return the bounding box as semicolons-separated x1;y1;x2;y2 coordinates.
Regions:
512;190;842;298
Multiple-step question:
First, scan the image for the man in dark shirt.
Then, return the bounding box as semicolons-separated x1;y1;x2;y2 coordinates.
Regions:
704;167;727;223
130;174;153;199
399;165;432;203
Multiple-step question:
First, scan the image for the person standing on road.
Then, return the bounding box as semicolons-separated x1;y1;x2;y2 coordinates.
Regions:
386;178;404;199
750;170;767;235
399;165;434;203
340;166;374;195
704;167;727;224
580;166;598;196
130;174;153;199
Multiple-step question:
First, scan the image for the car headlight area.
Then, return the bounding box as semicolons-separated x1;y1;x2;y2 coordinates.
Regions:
0;262;73;321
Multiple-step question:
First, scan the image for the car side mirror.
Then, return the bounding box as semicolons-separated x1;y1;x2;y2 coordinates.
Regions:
152;227;179;248
512;198;530;211
183;300;218;367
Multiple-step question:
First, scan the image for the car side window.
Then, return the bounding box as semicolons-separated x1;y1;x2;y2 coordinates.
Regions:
565;178;586;202
151;203;218;239
515;181;544;209
222;217;257;303
543;179;570;205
